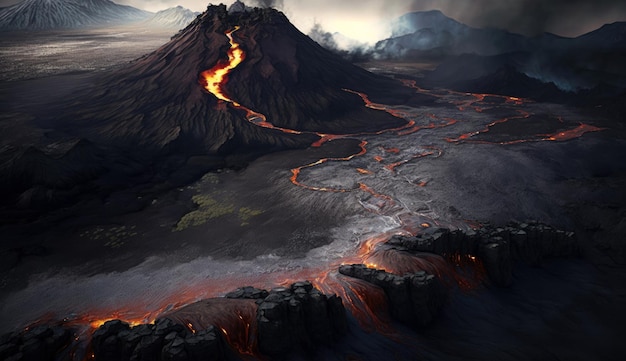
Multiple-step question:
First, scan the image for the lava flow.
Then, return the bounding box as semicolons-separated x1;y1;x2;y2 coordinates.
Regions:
199;27;301;135
289;140;368;192
199;26;245;104
40;27;585;359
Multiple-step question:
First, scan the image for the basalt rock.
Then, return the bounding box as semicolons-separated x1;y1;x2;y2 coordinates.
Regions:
92;318;223;361
91;282;346;360
225;286;269;300
228;281;348;357
0;324;72;361
339;264;446;329
386;221;578;287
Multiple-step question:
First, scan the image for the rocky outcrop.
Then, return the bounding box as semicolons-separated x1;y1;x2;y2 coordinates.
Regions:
0;324;72;361
386;221;578;287
88;281;347;361
338;264;445;329
227;281;348;356
0;222;579;359
92;318;224;361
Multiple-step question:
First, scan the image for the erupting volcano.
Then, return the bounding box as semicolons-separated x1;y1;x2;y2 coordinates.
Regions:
61;3;420;160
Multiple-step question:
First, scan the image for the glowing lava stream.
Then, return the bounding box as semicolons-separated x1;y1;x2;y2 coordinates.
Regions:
199;27;439;191
199;26;301;135
399;80;606;145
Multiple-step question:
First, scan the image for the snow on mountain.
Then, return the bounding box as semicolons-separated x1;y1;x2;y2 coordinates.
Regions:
143;6;199;30
0;0;151;31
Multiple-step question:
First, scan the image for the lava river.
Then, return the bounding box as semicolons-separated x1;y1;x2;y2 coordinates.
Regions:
2;26;610;359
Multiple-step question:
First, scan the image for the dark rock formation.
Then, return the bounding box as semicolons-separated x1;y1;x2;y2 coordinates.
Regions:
338;264;445;329
386;221;578;287
90;281;347;360
228;281;348;356
92;318;224;361
225;286;268;300
0;324;72;361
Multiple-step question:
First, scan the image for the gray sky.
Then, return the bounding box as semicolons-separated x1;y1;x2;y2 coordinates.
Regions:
2;0;626;42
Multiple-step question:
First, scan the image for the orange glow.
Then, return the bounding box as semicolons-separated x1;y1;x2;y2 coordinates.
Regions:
200;26;244;104
88;315;148;330
446;109;531;143
545;123;605;141
199;26;304;137
382;147;400;154
289;140;368;192
356;168;373;175
445;253;487;291
313;272;392;333
383;148;439;173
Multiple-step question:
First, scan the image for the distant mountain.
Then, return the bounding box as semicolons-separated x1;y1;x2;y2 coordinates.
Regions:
0;0;151;31
574;22;626;49
373;10;626;94
390;10;466;38
143;5;199;30
375;10;530;58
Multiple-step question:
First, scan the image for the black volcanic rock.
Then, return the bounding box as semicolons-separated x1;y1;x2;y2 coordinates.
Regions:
232;281;348;356
0;324;72;361
339;264;445;329
385;221;578;287
225;286;269;299
63;4;415;157
0;139;105;211
478;236;513;287
424;63;568;102
91;282;347;360
91;318;224;361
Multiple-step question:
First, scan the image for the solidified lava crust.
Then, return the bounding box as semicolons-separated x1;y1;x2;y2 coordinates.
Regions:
0;222;579;360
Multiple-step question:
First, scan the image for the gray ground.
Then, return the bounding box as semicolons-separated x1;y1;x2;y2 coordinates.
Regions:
1;29;625;360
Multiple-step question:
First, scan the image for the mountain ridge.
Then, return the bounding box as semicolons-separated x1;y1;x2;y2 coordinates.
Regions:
0;0;151;31
143;5;199;30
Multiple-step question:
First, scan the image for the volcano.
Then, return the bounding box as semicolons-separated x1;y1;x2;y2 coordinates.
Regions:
61;3;419;157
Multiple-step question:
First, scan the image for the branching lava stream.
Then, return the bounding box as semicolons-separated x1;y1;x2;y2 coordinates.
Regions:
27;26;610;360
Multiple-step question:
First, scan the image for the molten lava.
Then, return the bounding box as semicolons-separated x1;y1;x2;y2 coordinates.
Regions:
200;26;245;104
544;123;605;141
289;140;368;192
35;27;609;360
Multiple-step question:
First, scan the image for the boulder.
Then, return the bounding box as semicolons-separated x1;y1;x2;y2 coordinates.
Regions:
252;281;347;356
0;325;72;361
385;221;578;286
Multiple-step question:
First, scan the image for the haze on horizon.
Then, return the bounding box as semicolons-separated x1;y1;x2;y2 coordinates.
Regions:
1;0;626;44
